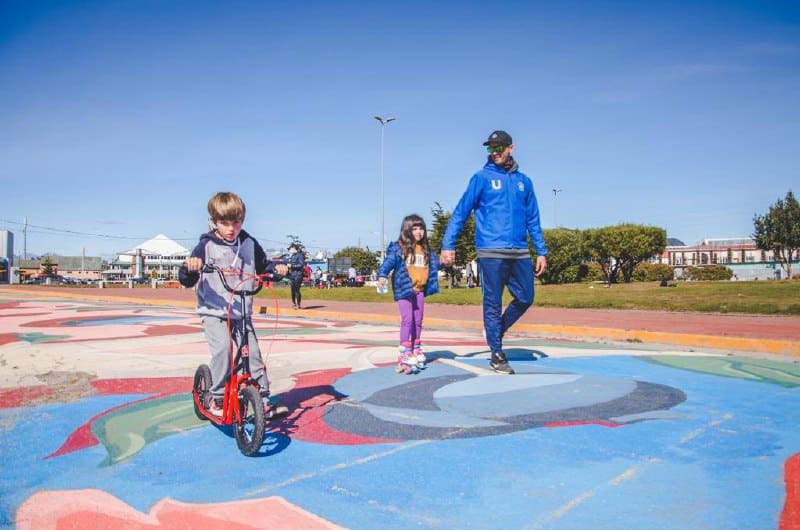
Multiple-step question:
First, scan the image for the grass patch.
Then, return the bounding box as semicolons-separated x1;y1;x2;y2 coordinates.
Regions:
257;279;800;315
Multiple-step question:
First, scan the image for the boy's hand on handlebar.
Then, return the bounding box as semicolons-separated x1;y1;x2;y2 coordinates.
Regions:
275;264;289;276
185;257;204;272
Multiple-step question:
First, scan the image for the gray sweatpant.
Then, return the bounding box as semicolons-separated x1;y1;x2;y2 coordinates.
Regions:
201;315;269;399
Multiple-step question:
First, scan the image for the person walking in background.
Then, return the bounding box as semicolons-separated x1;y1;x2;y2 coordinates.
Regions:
287;243;306;309
378;214;441;374
440;130;548;375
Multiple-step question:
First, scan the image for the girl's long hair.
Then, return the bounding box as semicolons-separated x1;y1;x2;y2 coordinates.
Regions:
397;214;430;265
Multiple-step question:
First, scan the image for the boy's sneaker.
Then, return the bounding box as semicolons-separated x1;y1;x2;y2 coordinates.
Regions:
264;401;290;420
489;352;515;375
208;397;224;417
260;391;289;420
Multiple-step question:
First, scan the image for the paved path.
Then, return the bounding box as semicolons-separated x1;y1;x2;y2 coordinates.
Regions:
3;285;799;356
0;288;799;529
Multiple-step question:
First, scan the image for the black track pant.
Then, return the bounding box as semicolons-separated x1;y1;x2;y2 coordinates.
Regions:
290;275;303;307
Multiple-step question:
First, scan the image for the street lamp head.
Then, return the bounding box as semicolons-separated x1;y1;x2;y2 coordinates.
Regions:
374;116;396;125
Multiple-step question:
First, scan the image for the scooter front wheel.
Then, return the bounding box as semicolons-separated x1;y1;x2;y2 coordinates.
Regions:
234;385;265;456
192;364;213;421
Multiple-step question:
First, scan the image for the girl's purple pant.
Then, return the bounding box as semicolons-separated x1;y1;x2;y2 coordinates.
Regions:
397;291;425;345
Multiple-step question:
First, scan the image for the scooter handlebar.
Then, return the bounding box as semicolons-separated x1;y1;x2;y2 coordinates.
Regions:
201;264;274;296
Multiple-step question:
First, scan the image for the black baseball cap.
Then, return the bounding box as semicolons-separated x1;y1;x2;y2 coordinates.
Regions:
482;130;512;146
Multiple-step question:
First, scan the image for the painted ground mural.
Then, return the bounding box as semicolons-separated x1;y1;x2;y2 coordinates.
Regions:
0;295;798;529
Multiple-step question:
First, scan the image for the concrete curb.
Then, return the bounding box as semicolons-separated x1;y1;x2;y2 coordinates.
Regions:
259;305;800;357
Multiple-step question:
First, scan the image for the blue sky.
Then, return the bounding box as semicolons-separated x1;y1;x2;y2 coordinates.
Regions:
1;1;798;258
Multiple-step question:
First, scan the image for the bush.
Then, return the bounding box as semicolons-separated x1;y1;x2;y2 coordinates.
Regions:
684;265;733;281
555;262;607;283
558;264;583;284
632;263;675;282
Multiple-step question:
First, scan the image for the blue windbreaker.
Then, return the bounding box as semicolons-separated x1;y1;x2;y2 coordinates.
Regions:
378;241;441;301
442;161;548;255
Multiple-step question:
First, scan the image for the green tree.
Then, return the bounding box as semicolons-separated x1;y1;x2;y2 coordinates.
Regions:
286;234;308;259
753;190;800;279
40;255;57;277
583;224;668;283
334;246;378;272
429;202;475;266
536;228;584;284
429;203;476;288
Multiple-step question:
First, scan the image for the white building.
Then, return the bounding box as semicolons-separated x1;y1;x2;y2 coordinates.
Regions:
106;234;190;280
0;230;12;262
662;237;798;280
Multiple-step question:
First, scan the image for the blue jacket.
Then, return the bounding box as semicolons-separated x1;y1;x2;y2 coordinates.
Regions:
378;241;441;301
442;161;548;255
287;251;306;279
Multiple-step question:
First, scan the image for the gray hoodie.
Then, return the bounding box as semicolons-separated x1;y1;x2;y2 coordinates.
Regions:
179;229;276;319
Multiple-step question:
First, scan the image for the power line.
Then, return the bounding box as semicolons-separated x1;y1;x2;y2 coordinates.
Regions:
0;218;152;240
0;218;348;254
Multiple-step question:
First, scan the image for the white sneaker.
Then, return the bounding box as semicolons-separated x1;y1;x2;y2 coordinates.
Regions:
208;397;224;417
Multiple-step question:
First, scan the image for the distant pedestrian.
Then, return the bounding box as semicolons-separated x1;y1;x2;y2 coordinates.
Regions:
440;130;547;375
287;243;306;309
378;214;441;374
466;262;475;288
347;265;357;287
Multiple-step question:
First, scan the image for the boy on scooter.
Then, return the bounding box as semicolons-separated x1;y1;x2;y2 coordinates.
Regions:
179;191;290;419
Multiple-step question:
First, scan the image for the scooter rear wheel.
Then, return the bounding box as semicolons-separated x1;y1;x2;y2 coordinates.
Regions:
192;364;213;420
234;385;266;456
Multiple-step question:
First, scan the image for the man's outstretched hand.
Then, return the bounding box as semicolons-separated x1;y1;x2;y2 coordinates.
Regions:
440;250;455;267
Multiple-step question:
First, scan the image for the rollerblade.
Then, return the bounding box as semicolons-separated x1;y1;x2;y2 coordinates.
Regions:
395;344;417;375
412;341;426;369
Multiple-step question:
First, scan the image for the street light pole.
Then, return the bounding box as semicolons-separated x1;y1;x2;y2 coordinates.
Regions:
374;116;395;263
552;188;563;227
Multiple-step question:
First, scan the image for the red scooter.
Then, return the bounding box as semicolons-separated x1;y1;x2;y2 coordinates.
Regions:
192;264;275;456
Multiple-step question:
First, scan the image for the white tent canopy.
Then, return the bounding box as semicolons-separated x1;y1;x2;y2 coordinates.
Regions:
118;234;190;263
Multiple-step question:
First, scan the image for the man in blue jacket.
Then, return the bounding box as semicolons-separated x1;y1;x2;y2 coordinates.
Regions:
440;130;548;374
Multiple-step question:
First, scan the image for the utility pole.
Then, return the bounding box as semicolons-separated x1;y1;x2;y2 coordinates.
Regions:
23;216;27;259
374;116;396;263
552;189;563;227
